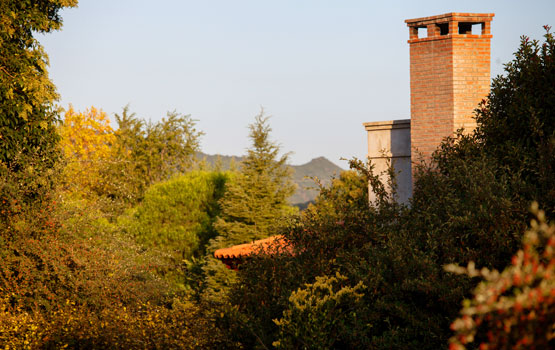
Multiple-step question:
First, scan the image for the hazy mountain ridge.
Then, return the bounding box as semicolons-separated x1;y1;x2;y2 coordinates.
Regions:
197;152;344;206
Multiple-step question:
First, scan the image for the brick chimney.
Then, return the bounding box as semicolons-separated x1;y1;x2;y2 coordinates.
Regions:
406;13;494;165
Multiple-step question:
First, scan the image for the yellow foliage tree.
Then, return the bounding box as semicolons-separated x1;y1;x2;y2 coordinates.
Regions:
58;105;116;199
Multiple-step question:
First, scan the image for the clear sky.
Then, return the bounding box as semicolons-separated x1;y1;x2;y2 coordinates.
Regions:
38;0;555;166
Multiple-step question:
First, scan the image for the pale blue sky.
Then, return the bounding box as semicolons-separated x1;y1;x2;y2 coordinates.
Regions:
39;0;555;166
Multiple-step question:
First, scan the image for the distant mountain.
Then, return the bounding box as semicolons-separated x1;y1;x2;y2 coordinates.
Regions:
196;152;244;170
289;157;344;206
197;152;344;207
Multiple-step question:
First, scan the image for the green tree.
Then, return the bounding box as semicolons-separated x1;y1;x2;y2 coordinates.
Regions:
0;0;77;169
472;26;555;216
203;111;296;299
120;170;231;290
214;112;295;245
101;106;203;207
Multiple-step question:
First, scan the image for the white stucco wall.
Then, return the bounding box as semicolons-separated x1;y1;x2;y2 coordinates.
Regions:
363;119;411;204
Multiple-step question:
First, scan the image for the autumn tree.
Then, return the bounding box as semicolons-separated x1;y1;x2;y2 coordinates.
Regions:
58;105;116;199
57;105;203;210
203;111;296;299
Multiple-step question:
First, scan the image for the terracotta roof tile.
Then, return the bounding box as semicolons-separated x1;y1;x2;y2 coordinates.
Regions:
214;235;287;260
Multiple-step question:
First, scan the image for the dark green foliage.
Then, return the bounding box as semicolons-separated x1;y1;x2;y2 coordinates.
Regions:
227;28;555;349
472;27;555;216
229;167;388;348
232;157;519;349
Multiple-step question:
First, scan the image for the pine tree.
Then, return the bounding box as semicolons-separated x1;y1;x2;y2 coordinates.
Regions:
214;111;296;245
203;110;296;299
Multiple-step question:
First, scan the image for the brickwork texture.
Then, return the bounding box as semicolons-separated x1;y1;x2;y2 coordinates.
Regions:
406;13;494;165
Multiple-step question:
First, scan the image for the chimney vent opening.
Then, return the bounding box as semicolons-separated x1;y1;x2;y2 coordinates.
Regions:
417;27;427;38
458;22;484;35
458;22;472;34
437;23;449;35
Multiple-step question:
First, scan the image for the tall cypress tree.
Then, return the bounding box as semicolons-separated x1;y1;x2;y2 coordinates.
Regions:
203;110;296;299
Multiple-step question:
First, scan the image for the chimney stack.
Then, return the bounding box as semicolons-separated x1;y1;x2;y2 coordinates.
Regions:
406;13;494;165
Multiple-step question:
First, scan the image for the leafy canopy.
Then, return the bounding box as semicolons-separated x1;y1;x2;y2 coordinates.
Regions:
0;0;78;168
58;105;116;199
110;106;203;204
121;170;231;291
58;105;203;210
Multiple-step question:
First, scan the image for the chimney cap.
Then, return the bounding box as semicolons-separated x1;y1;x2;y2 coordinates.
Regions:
405;13;494;27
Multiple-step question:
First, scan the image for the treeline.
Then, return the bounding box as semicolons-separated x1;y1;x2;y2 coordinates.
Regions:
0;1;294;348
1;1;554;349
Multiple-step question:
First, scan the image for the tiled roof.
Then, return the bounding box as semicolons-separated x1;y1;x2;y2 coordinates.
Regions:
214;235;287;260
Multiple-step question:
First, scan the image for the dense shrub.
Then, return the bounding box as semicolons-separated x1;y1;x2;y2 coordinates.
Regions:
0;179;167;313
447;204;555;350
229;166;395;348
273;273;367;349
119;170;231;292
0;298;232;349
0;156;228;349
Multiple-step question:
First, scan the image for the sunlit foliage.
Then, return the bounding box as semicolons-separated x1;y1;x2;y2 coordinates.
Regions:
273;272;366;349
58;105;116;198
58;105;203;212
0;0;77;172
119;170;232;291
110;106;203;204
